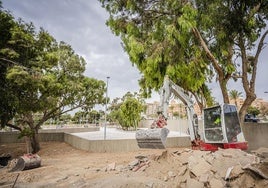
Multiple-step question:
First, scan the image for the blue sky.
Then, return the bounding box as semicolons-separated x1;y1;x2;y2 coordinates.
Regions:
2;0;268;103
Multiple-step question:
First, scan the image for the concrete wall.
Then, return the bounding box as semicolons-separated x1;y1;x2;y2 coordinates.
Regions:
64;133;191;152
242;122;268;151
1;122;267;152
0;127;99;144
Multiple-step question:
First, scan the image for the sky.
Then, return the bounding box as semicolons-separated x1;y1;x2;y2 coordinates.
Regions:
2;0;268;104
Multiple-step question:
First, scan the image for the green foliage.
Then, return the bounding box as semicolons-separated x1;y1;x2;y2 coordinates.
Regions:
247;106;260;116
0;7;106;152
229;90;243;100
100;0;215;105
109;92;144;130
101;0;268;119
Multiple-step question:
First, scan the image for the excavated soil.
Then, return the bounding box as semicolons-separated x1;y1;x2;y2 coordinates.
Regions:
0;142;268;188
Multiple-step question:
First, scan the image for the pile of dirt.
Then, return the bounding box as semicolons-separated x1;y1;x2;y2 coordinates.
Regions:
0;142;268;187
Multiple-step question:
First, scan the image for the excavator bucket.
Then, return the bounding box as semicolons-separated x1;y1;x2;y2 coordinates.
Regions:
135;128;170;149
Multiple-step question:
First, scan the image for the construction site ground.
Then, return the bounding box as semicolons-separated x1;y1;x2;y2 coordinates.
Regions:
0;142;268;188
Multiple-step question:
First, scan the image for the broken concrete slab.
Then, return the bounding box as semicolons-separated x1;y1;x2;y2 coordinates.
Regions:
210;178;224;188
186;176;204;188
252;147;268;159
189;158;212;177
244;163;268;179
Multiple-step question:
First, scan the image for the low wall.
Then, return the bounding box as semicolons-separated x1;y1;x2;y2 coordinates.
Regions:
64;133;191;152
242;122;268;151
0;127;99;144
1;122;267;152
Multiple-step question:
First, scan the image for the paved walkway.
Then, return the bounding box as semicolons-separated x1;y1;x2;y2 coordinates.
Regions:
72;127;189;140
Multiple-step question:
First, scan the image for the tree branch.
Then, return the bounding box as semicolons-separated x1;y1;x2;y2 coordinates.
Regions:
5;123;22;131
250;29;268;89
192;28;222;73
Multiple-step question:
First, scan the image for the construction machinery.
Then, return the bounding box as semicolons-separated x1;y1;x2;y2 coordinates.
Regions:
136;76;248;151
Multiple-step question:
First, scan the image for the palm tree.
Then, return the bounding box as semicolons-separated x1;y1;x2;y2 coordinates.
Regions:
229;90;243;107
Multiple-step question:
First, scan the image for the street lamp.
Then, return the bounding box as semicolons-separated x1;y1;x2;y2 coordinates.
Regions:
265;91;268;94
104;76;110;140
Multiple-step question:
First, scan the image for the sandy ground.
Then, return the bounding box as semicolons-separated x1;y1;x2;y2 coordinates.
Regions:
0;142;184;188
1;142;268;188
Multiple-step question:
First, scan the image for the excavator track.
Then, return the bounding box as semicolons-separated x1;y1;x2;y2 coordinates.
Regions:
135;128;170;149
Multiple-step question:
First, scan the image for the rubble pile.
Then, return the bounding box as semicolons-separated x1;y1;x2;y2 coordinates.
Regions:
122;148;268;187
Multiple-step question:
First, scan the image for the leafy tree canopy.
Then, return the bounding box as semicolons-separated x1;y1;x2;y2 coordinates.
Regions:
100;0;268;120
109;92;145;130
0;6;106;152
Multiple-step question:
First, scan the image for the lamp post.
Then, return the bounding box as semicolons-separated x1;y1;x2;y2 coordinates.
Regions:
104;76;110;140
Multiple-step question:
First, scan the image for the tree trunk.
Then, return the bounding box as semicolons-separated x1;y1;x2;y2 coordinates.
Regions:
30;130;40;154
239;94;256;123
219;79;230;104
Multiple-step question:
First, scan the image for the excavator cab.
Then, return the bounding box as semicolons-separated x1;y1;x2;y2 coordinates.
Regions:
201;104;248;150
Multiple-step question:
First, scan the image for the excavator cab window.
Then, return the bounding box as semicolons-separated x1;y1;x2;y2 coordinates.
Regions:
203;105;224;142
223;104;241;143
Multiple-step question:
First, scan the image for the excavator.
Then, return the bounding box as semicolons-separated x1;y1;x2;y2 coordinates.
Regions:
136;76;248;151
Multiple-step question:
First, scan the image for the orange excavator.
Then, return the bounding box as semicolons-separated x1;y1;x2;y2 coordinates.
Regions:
136;76;248;151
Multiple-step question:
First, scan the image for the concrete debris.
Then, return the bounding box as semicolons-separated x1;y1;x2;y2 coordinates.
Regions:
210;178;224;188
128;156;150;172
106;162;116;171
244;163;268;179
186;176;203;188
102;147;268;187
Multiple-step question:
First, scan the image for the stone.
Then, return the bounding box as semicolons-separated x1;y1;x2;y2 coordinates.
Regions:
244;163;268;179
107;162;116;171
177;170;189;184
186;177;204;188
199;172;210;183
128;159;139;168
210;178;224;188
178;165;187;176
168;171;176;178
252;147;268;158
190;158;212;177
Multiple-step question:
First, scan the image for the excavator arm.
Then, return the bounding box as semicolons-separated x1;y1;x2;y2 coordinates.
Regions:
136;76;199;149
158;76;199;141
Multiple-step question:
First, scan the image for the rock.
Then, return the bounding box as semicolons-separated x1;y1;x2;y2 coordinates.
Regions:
178;165;187;176
128;159;139;168
107;162;116;171
115;165;125;172
244;163;268;179
168;171;176;178
210;178;223;188
252;147;268;159
189;158;212;177
234;174;255;188
255;179;268;188
132;161;150;172
177;170;189;184
186;177;204;188
135;155;148;161
199;172;210;183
